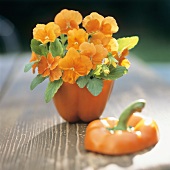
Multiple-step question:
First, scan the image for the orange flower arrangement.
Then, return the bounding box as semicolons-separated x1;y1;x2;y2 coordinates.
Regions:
24;9;139;102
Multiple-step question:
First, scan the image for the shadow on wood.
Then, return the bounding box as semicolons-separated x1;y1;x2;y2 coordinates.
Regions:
13;122;154;170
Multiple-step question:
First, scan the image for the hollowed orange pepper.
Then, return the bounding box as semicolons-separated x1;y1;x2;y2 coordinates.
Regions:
84;99;159;155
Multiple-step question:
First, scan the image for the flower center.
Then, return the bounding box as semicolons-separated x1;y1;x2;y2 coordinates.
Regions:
45;36;49;40
66;22;71;29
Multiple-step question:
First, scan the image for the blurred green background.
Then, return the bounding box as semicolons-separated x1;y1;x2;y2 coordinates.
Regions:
0;0;170;63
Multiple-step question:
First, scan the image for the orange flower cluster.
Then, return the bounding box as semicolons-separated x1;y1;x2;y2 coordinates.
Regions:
30;9;130;84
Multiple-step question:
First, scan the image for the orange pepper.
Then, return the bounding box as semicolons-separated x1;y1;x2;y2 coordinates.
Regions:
84;99;159;155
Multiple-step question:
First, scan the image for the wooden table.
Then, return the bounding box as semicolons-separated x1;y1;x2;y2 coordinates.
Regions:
0;53;170;170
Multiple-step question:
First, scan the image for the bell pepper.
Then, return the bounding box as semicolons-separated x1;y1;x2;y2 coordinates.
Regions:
84;99;159;155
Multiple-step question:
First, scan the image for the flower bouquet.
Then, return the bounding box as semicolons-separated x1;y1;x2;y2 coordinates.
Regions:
24;9;139;122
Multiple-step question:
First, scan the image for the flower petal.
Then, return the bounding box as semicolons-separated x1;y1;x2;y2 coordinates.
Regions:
79;42;96;57
67;29;88;50
49;67;62;81
59;48;78;70
51;56;60;70
83;12;104;33
101;17;119;35
92;44;108;69
62;70;79;84
38;56;48;74
54;9;82;34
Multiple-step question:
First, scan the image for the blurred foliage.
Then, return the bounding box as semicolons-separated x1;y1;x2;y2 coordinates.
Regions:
0;0;170;62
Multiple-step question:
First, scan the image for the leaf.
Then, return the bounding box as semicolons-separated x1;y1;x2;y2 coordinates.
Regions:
30;74;46;90
24;61;37;72
105;65;128;80
117;36;139;53
45;79;63;103
95;65;128;80
49;38;63;57
87;78;103;96
30;39;48;56
77;76;89;88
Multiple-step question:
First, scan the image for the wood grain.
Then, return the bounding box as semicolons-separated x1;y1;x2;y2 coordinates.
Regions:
0;53;170;170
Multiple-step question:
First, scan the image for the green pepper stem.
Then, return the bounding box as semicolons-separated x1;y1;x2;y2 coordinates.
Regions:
113;99;146;131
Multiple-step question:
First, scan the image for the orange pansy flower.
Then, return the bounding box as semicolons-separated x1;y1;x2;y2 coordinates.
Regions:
67;29;88;50
82;12;104;33
54;9;82;34
38;53;62;81
100;17;119;36
83;12;118;36
90;32;112;47
115;48;130;69
59;47;92;84
80;42;108;69
33;22;61;44
79;42;96;57
30;52;40;73
106;38;118;53
92;44;108;69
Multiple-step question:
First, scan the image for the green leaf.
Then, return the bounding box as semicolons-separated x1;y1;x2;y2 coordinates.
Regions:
95;65;128;80
45;79;63;103
24;61;37;72
105;65;128;80
117;36;139;53
87;78;103;96
30;39;48;56
77;76;89;88
30;74;46;90
49;38;63;57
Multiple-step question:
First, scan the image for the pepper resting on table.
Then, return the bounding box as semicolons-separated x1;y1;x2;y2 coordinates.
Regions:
84;99;159;155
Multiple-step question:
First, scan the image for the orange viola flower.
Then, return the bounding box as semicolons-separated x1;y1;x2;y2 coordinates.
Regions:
33;22;61;44
30;52;40;73
82;12;104;33
115;48;130;69
79;42;96;57
54;9;82;34
79;42;108;69
83;12;118;36
106;38;118;53
38;53;62;81
92;44;108;69
90;32;112;47
67;29;88;50
100;17;119;36
59;47;92;84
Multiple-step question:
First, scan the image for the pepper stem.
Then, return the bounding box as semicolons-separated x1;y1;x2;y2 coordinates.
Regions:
113;99;146;131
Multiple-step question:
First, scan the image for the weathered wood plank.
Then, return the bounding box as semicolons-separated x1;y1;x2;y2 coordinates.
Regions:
0;53;170;170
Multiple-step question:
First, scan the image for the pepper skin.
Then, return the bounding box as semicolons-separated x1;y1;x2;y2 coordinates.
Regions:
84;99;159;155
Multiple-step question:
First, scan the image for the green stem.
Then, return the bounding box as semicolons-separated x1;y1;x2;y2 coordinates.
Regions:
113;99;146;131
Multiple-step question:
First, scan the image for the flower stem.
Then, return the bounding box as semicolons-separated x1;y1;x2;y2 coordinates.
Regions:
113;99;146;131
